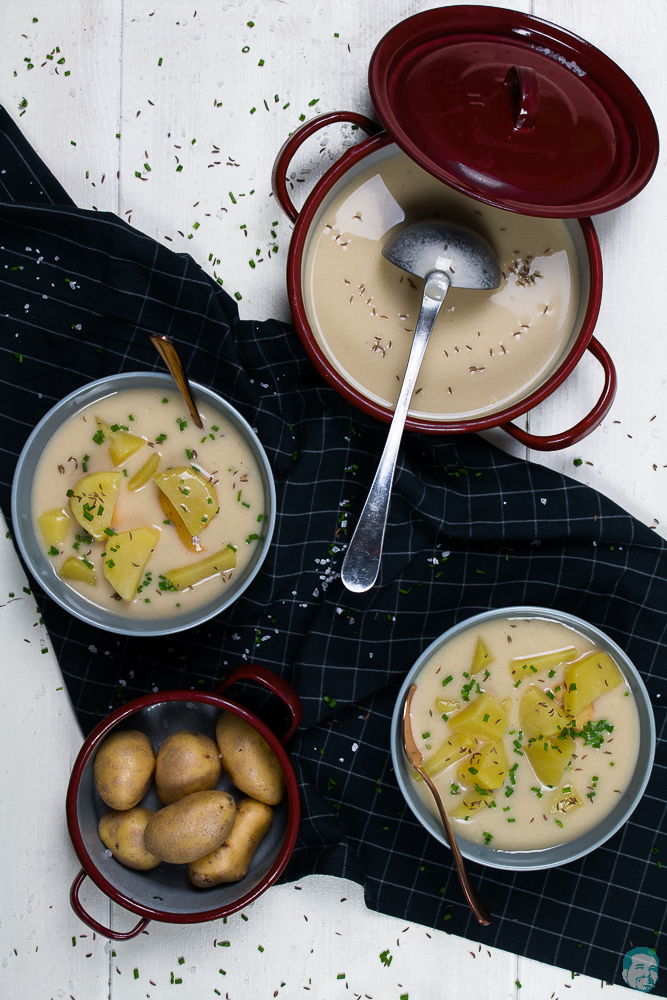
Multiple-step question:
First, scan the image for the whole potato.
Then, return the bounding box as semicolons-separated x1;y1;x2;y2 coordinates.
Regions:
144;790;236;864
94;730;155;810
216;712;285;806
155;730;222;805
98;807;161;871
188;797;273;887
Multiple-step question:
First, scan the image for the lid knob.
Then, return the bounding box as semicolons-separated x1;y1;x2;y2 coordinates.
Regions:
505;65;540;131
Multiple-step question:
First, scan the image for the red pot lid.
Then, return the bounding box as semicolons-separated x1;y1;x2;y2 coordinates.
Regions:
369;5;659;217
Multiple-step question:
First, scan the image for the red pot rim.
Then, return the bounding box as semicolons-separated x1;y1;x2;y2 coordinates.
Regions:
286;131;603;436
65;689;301;925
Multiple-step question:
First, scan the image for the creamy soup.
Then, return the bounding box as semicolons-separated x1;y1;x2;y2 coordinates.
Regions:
31;388;266;619
408;617;639;852
304;150;581;420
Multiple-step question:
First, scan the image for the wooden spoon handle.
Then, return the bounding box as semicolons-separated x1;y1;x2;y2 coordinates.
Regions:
150;334;204;429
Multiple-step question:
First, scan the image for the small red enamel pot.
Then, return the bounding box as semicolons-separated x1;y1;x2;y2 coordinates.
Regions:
66;665;302;940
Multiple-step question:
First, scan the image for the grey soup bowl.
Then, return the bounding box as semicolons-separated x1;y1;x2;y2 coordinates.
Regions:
11;372;276;637
390;606;655;871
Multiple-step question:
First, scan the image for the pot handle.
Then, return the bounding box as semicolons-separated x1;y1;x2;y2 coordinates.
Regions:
214;665;303;745
271;111;381;223
500;337;617;452
70;869;150;941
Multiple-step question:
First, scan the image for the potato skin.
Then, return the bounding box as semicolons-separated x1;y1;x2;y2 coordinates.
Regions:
98;807;161;871
144;790;236;864
155;730;222;805
215;713;285;806
188;797;273;887
94;730;155;810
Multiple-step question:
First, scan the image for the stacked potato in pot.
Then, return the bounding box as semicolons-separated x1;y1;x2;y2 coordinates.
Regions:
94;714;284;887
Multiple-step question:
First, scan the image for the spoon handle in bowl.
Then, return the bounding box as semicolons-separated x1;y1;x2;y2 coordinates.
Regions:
150;334;204;430
419;767;492;927
341;271;450;593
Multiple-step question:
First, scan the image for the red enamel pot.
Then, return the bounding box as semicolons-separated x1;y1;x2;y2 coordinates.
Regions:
271;8;658;451
273;115;610;452
66;665;302;940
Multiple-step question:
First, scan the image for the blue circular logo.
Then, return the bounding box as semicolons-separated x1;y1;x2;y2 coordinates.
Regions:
622;948;659;992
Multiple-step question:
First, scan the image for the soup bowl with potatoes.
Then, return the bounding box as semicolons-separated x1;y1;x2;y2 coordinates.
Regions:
65;665;301;939
11;371;276;636
390;607;655;871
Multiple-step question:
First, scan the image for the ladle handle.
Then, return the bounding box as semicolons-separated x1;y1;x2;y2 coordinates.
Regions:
501;337;616;451
341;272;450;593
271;111;381;223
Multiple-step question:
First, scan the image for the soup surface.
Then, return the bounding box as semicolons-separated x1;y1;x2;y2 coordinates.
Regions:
304;150;580;420
31;388;265;619
409;617;639;852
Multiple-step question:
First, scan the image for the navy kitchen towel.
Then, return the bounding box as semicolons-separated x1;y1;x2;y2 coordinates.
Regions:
0;106;665;991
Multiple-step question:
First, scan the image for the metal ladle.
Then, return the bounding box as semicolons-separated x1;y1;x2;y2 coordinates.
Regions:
402;684;492;926
340;221;501;593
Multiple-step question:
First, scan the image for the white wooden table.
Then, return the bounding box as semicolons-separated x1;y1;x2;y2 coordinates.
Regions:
1;2;665;997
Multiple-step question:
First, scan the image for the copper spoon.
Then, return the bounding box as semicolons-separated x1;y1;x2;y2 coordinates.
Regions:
402;684;492;926
150;334;204;429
